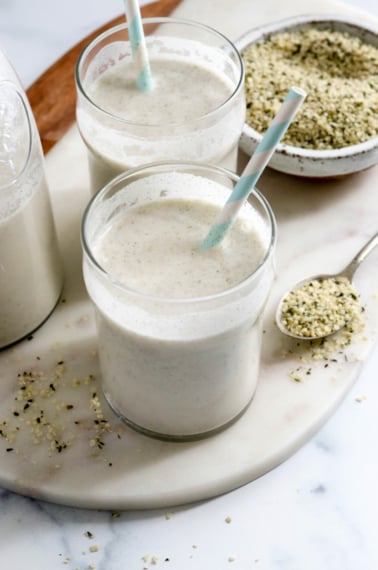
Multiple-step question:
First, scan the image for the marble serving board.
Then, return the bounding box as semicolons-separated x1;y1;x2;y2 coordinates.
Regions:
0;0;377;510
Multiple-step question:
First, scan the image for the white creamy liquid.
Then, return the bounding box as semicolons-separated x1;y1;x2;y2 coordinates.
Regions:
95;198;264;298
85;173;273;438
0;83;62;347
88;59;233;124
77;37;245;193
0;170;62;348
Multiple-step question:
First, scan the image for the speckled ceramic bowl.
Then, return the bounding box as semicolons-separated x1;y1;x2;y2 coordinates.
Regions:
236;14;378;178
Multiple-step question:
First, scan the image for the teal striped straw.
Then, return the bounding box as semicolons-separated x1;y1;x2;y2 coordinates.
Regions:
201;86;307;250
124;0;152;91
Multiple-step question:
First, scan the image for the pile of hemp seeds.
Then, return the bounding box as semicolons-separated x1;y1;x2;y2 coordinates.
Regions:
243;27;378;149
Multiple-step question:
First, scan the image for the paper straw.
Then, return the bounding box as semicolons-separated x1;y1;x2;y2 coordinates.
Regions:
201;86;307;250
124;0;152;91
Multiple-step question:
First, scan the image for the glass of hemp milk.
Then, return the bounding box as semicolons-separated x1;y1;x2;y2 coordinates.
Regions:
82;161;276;441
75;18;245;194
0;80;63;348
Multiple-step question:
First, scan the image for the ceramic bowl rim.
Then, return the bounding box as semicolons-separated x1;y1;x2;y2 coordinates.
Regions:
236;13;378;163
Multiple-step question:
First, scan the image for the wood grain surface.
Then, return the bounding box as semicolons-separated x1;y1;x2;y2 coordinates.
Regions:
26;0;181;154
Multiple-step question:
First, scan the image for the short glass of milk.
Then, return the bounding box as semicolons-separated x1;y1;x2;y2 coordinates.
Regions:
0;81;63;349
75;18;245;194
82;161;276;441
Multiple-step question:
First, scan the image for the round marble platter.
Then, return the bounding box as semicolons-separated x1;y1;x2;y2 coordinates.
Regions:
0;125;377;510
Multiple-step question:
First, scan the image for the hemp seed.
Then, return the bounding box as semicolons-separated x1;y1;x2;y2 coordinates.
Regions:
243;27;378;149
280;276;361;338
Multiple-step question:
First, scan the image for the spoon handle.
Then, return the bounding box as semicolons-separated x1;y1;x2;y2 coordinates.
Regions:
343;231;378;280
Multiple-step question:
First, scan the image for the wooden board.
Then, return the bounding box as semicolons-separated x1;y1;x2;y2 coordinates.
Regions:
26;0;181;154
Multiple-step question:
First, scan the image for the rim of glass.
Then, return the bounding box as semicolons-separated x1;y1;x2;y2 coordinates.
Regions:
81;160;277;305
75;17;245;129
0;80;32;192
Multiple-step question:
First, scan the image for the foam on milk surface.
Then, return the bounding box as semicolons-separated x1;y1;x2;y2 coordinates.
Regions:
87;58;233;124
92;172;267;299
95;198;265;298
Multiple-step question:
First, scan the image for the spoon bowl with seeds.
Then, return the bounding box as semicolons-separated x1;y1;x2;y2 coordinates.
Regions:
276;232;378;340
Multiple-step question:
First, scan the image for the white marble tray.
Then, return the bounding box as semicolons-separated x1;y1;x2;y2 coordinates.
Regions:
0;124;377;510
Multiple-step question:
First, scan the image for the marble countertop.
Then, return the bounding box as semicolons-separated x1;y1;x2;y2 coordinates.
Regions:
1;1;378;569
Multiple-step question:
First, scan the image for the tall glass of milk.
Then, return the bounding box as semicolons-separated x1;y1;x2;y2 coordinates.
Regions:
0;80;63;348
82;161;276;441
75;18;245;194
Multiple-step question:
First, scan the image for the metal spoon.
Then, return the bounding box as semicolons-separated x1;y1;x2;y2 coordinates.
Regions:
276;232;378;340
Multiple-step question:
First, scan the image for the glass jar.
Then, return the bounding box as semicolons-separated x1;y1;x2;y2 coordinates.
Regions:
0;76;63;348
82;161;276;441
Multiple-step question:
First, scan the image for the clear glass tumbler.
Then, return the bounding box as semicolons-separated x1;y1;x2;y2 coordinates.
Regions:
82;161;276;441
75;17;245;194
